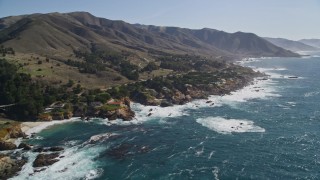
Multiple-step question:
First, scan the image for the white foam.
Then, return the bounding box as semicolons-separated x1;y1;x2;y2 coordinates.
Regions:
212;166;220;180
206;78;280;107
102;76;280;126
84;132;118;144
12;143;105;180
304;91;320;97
196;117;265;134
100;103;189;126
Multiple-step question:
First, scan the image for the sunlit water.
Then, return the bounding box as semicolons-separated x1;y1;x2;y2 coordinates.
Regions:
12;52;320;179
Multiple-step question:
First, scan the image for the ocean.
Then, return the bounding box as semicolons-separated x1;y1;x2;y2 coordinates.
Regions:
12;52;320;179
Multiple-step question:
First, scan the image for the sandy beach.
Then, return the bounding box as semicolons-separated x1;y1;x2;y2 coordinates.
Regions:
20;118;81;136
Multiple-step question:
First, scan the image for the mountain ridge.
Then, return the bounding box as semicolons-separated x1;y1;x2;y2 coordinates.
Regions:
299;39;320;49
0;11;299;60
264;37;319;52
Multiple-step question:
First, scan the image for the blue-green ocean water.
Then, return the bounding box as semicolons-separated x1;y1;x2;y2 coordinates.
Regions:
12;52;320;180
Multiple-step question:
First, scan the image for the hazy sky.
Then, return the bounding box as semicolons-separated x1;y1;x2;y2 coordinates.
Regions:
0;0;319;40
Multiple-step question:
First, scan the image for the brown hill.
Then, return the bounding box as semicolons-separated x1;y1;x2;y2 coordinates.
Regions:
0;11;298;59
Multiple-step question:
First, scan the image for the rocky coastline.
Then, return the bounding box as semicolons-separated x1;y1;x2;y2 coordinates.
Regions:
0;66;263;179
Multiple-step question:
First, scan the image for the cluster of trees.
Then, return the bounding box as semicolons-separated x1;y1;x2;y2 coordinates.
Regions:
160;61;193;72
158;54;225;72
65;59;106;74
71;50;141;80
0;58;114;120
0;46;15;57
141;62;159;72
0;59;44;119
119;61;139;80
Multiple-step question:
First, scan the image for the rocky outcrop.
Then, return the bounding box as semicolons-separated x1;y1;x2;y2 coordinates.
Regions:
0;154;26;179
8;125;26;139
33;153;60;167
48;147;64;152
51;112;65;120
99;107;135;121
0;141;17;151
38;113;53;121
18;143;32;150
0;122;26;141
63;111;73;119
33;146;64;153
116;108;135;121
160;100;173;107
171;90;187;104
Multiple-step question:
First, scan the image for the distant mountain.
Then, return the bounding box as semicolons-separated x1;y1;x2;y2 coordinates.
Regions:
264;37;319;52
299;39;320;49
0;12;298;59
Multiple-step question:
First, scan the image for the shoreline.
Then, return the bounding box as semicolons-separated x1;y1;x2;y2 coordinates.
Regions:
6;73;266;137
20;117;81;136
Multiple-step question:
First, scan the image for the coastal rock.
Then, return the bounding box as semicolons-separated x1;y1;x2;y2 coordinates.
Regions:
171;90;187;104
98;104;135;121
63;111;73;119
33;153;60;167
0;123;26;140
48;147;64;152
33;146;64;152
0;154;27;179
38;113;53;121
186;87;208;99
185;95;192;101
160;100;173;107
8;124;26;139
116;108;135;121
33;147;44;153
107;144;133;159
0;141;17;151
51;112;64;120
123;97;131;108
18;143;32;150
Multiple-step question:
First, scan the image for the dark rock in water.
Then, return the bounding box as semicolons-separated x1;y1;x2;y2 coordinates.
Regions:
48;147;64;152
34;168;46;173
0;141;17;151
206;100;213;104
33;153;60;167
0;154;27;179
33;146;64;152
160;101;173;107
18;143;32;150
149;108;153;112
147;113;152;117
33;147;44;153
107;144;133;159
288;76;298;79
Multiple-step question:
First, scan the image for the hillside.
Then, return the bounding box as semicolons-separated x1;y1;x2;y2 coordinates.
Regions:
0;12;299;90
0;12;296;121
264;37;319;52
299;39;320;49
0;12;298;58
